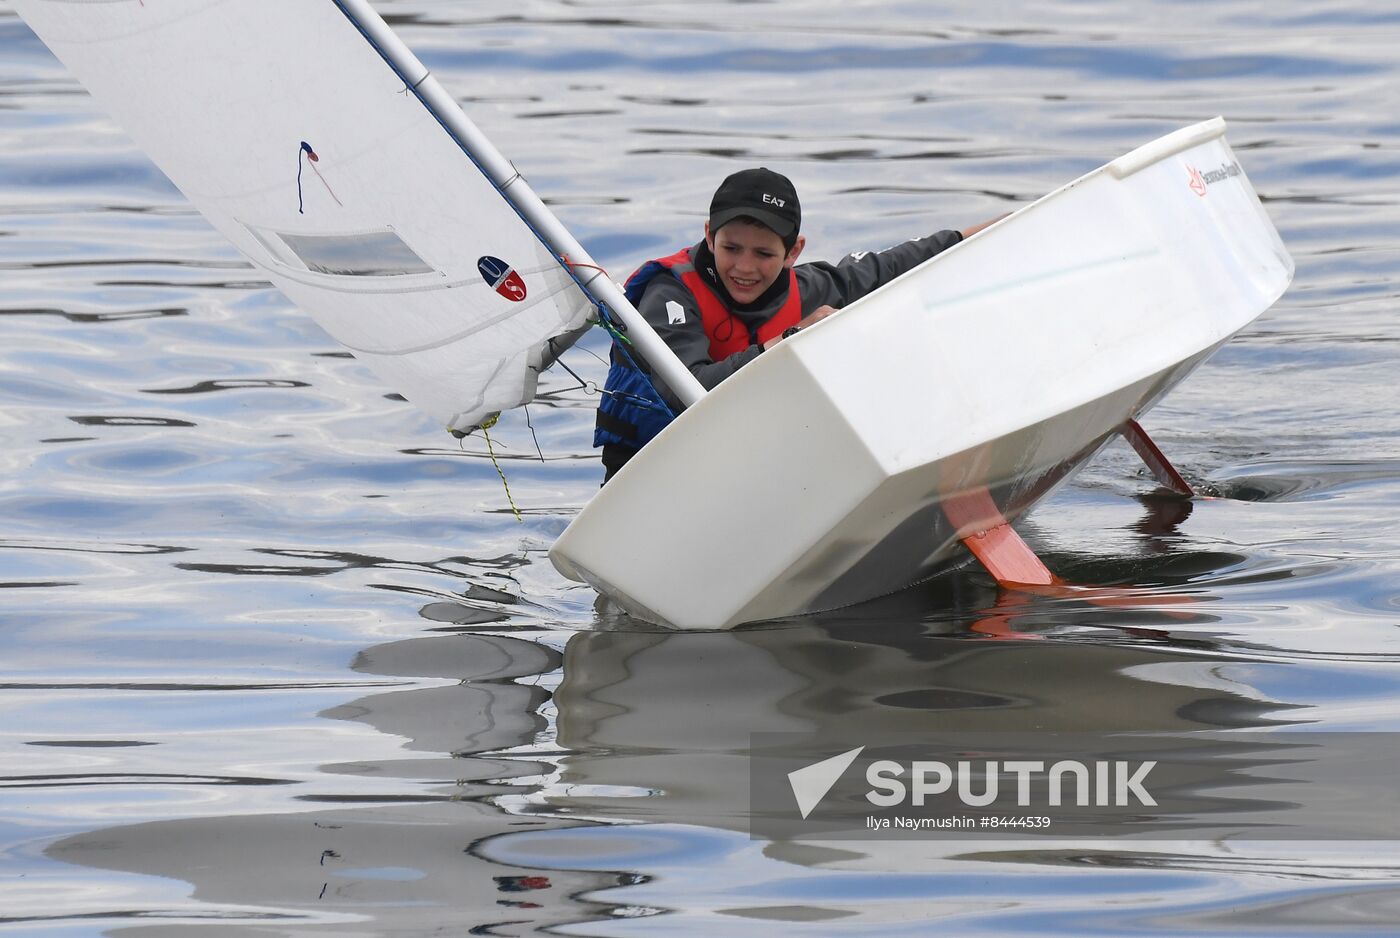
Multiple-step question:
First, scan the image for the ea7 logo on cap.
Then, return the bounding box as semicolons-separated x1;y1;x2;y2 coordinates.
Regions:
762;193;786;207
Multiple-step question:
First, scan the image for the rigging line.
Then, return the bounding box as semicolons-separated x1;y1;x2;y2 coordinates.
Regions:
297;142;342;212
559;301;677;424
542;335;592;392
568;333;613;369
472;415;523;524
544;343;670;412
591;305;634;346
542;288;675;421
562;254;609;277
573;335;611;367
592;305;675;417
296;144;307;214
308;161;342;207
550;354;596;395
522;404;546;462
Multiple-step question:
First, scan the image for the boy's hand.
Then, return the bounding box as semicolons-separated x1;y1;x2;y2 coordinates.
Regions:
762;305;838;350
961;214;1011;239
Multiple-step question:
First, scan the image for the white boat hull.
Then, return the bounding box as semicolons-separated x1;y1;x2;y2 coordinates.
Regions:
550;119;1294;629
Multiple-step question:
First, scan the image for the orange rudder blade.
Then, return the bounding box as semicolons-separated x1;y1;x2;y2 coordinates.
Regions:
944;486;1058;587
1121;419;1193;496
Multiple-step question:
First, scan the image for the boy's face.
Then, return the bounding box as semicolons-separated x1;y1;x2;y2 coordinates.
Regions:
705;219;805;305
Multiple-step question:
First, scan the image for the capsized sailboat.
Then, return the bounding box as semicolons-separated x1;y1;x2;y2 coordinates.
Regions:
553;118;1293;627
14;1;1292;630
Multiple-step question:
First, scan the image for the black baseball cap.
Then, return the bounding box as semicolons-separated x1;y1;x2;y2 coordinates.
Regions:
708;167;801;241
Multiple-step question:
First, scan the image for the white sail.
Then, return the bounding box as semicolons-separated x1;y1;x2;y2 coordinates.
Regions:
12;0;665;432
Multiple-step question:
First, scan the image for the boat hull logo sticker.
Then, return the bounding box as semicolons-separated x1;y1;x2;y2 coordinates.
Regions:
1187;162;1240;199
1187;165;1207;197
478;256;528;302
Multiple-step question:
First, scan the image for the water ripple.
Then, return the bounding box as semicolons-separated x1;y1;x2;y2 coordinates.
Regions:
2;772;294;790
3;0;1399;933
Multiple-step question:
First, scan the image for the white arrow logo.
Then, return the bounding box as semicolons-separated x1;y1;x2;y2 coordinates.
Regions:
787;747;864;819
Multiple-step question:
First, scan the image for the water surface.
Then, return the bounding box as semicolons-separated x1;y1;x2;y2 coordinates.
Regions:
2;0;1399;934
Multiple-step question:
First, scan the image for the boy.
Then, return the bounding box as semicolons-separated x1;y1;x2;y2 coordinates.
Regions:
595;167;994;481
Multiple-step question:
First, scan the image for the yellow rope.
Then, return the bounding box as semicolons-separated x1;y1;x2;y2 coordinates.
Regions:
477;414;523;524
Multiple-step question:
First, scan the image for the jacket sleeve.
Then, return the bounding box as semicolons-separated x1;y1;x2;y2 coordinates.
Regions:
633;275;762;400
796;229;963;311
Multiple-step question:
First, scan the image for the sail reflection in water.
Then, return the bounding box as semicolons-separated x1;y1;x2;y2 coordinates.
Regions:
43;633;632;933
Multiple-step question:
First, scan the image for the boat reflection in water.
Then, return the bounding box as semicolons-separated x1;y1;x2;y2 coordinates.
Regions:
48;546;1391;933
486;589;1399;930
543;588;1279;838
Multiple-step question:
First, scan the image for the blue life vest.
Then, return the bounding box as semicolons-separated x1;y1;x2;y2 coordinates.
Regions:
593;248;801;450
592;255;685;450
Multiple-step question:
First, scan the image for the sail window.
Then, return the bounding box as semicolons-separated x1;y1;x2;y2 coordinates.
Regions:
275;229;435;277
247;227;299;268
